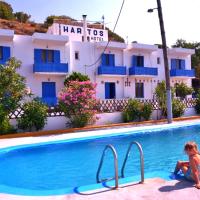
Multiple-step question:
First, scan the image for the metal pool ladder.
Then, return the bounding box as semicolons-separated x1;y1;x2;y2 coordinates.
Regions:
96;141;144;189
96;144;119;189
121;141;144;184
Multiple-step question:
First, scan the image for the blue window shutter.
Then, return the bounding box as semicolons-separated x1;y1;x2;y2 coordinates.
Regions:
3;46;10;62
34;49;42;63
109;54;115;66
101;54;106;65
105;82;110;99
171;59;177;69
181;59;185;69
132;55;137;67
54;50;60;63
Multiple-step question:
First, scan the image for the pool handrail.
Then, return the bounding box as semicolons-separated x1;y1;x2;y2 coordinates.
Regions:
121;141;144;183
96;144;119;189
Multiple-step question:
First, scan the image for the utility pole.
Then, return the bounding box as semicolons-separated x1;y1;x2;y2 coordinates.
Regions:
148;0;173;123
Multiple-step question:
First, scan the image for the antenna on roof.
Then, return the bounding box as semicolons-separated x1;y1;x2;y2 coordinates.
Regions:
102;15;105;29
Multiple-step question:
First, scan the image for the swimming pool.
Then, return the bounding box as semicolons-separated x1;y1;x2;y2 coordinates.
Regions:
0;122;200;196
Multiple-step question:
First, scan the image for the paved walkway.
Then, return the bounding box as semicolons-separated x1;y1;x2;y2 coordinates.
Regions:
0;178;199;200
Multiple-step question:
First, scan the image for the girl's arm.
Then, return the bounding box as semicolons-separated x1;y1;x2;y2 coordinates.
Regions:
190;158;200;189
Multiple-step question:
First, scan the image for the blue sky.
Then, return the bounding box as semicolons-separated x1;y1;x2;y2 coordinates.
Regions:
5;0;200;46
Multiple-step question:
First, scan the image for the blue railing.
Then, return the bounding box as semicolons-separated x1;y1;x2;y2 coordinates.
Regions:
33;63;68;73
41;97;57;106
98;65;126;75
129;66;158;76
170;69;195;77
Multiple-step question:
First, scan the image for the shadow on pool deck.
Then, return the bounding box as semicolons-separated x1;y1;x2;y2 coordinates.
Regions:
159;180;194;192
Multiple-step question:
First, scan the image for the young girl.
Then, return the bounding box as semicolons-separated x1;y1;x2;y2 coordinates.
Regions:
174;141;200;189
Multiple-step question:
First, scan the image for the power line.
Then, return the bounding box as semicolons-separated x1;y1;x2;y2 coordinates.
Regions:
86;0;125;68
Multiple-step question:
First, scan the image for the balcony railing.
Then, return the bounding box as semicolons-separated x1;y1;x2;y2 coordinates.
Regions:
170;69;195;77
98;65;126;76
129;66;158;76
33;63;68;74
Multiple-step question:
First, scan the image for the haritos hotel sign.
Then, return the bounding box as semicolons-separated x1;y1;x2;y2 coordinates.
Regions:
48;23;108;42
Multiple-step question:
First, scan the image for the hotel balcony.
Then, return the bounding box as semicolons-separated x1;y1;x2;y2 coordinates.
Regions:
170;69;195;78
33;63;68;75
98;65;126;76
129;66;158;76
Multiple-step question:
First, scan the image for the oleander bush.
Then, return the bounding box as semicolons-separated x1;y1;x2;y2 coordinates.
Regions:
17;98;48;131
64;72;90;86
59;80;98;128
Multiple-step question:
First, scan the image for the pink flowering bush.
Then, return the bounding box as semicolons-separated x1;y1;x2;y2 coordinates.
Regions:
58;80;98;127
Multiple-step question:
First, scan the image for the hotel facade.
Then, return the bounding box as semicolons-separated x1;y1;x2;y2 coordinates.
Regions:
0;20;195;106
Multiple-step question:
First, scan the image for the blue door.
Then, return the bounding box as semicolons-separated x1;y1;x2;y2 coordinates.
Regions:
42;82;57;106
105;82;116;99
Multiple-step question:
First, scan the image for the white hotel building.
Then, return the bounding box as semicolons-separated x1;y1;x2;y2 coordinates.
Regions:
0;19;195;106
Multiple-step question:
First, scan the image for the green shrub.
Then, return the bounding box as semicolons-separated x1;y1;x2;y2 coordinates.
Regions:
141;103;153;121
17;98;48;131
122;99;141;122
175;83;193;100
172;98;186;118
0;117;15;134
195;90;200;114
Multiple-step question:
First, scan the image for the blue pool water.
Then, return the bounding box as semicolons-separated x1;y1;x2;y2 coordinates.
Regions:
0;123;200;195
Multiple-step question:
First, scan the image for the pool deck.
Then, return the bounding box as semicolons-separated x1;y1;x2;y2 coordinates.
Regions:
0;178;199;200
0;119;200;200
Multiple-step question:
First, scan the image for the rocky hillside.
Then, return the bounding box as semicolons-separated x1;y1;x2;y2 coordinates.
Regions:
0;18;124;42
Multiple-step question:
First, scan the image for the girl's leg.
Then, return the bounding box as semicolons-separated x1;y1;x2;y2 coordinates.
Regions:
174;161;189;174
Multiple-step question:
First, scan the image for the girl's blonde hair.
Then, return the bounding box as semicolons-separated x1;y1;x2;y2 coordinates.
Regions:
184;141;199;152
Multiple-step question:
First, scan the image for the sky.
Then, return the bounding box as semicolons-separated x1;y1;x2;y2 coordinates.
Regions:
5;0;200;46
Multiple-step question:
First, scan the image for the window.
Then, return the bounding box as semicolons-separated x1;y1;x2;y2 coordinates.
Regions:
135;82;144;98
41;50;54;63
0;46;3;60
157;57;161;64
75;51;79;60
102;54;115;66
132;55;144;67
136;56;144;67
171;59;185;70
47;50;54;63
105;54;110;65
105;82;116;99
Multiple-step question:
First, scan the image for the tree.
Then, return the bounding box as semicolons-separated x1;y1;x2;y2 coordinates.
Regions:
14;12;31;23
0;1;14;20
44;15;75;27
0;58;27;133
173;39;200;79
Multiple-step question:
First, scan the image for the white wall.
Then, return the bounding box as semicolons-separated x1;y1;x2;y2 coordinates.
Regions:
10;107;197;132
